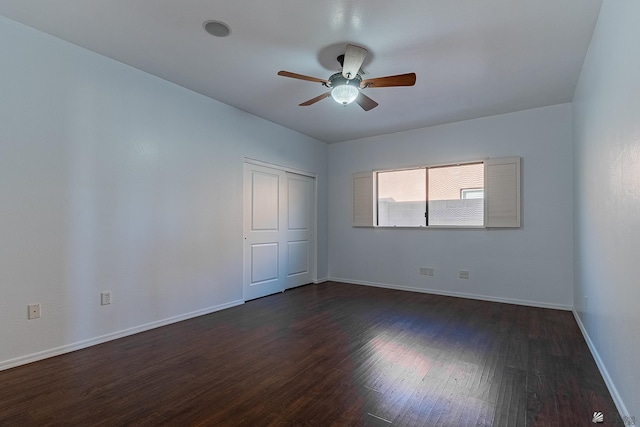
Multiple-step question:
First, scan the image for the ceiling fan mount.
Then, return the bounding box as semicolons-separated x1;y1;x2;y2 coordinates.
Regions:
277;44;416;111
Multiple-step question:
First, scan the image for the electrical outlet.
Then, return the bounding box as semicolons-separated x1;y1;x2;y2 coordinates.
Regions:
101;292;111;305
28;304;41;320
459;270;469;279
419;267;434;276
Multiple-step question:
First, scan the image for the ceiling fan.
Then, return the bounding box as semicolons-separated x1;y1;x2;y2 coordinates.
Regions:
277;44;416;111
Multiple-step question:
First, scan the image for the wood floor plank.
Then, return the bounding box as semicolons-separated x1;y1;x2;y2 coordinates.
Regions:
0;282;624;426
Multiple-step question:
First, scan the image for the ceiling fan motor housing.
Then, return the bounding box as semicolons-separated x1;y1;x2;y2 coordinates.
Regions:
328;72;362;88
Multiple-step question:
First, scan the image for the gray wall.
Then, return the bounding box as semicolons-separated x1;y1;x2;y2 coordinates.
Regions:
0;16;328;368
328;104;574;309
572;1;640;419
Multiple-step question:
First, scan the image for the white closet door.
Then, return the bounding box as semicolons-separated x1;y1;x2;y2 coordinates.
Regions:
243;163;287;300
243;163;316;300
285;172;314;289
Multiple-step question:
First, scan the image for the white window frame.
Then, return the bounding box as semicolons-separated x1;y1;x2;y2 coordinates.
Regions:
352;157;521;229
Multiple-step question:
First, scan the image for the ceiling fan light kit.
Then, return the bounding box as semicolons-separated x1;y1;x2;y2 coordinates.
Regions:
331;84;359;105
278;44;416;111
329;73;362;105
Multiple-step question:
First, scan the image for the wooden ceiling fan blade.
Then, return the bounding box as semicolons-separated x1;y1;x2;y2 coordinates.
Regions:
360;73;417;88
342;44;368;80
299;92;331;106
355;92;378;111
278;71;329;84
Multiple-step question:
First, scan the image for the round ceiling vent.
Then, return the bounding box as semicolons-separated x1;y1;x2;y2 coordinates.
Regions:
203;20;231;38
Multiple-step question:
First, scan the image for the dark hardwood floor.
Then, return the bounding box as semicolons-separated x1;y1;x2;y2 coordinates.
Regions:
0;282;623;426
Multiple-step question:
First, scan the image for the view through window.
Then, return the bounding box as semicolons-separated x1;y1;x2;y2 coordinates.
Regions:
377;169;426;226
377;163;484;227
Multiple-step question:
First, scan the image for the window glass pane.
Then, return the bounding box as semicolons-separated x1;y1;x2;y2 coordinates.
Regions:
461;189;484;199
428;163;484;226
377;169;426;226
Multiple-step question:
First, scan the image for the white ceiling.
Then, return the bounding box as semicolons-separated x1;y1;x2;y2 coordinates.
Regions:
0;0;602;143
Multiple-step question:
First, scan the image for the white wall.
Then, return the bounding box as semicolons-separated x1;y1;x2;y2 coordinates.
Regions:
572;1;640;419
0;16;327;368
328;104;574;309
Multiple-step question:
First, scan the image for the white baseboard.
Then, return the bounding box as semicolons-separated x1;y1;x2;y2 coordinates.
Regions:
327;276;573;311
0;299;244;372
314;277;328;284
572;309;628;421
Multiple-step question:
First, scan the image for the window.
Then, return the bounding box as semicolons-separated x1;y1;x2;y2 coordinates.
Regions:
377;169;426;226
461;189;484;199
428;163;484;226
377;163;484;227
353;157;521;228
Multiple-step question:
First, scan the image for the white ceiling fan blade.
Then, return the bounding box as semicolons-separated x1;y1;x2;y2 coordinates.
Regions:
342;44;368;80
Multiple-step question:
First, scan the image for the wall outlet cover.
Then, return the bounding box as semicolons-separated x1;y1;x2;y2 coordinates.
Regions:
28;304;41;319
419;267;434;276
101;292;111;305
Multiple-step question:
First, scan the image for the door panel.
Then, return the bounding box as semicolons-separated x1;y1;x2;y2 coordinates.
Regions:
250;243;279;284
287;177;310;230
287;240;309;276
243;164;287;300
251;172;279;230
286;173;314;289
